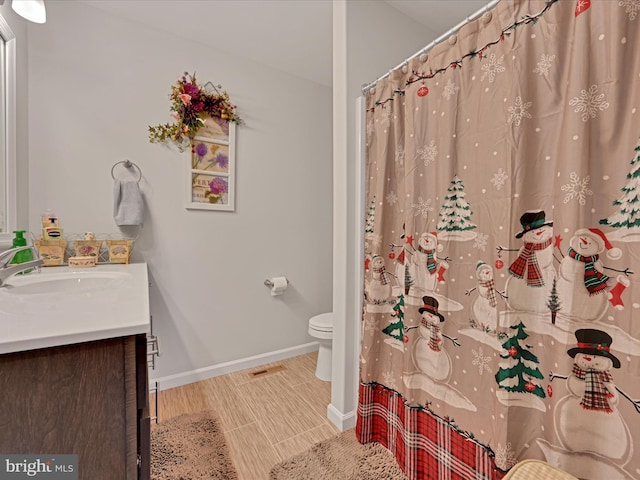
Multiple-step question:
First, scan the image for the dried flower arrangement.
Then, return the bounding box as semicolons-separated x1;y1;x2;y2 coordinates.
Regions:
148;72;242;148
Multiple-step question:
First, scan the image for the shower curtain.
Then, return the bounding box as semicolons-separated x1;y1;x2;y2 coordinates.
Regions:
356;1;640;479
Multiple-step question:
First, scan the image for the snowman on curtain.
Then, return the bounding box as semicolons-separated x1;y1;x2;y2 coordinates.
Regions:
552;329;633;466
409;232;448;296
503;210;557;313
466;261;507;332
365;254;394;306
556;228;631;321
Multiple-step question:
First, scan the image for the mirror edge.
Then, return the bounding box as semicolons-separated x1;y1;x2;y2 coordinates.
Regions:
0;14;17;248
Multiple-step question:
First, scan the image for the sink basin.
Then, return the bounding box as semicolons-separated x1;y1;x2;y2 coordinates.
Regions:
2;270;129;295
0;263;150;355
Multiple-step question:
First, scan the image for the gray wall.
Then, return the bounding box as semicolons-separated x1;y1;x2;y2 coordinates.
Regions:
23;1;333;382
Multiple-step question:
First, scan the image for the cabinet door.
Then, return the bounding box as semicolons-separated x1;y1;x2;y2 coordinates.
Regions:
0;338;130;479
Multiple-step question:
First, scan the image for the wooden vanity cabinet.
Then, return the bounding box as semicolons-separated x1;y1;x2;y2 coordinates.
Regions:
0;334;150;480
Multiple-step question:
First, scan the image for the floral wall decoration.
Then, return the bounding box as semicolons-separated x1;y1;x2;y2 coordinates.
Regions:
149;72;240;211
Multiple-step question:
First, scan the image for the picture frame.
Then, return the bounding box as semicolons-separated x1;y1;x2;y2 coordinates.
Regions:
186;119;236;211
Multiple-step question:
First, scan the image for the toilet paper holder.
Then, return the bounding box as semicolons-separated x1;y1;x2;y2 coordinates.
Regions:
264;277;289;287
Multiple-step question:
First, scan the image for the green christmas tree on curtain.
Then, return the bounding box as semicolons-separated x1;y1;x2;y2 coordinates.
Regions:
437;175;477;232
495;320;545;398
546;277;561;325
365;196;376;234
599;139;640;229
382;294;406;342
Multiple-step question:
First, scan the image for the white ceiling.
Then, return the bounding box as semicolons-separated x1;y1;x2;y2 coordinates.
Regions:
78;0;491;87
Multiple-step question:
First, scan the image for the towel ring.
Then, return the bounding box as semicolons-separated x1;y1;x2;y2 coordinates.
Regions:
111;159;142;183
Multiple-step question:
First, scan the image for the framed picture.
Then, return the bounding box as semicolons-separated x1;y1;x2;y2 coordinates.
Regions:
186;119;236;211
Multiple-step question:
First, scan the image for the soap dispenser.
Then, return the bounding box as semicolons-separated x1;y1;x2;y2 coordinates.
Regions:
10;230;33;267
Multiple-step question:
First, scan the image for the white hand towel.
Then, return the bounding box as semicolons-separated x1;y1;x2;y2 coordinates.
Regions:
113;179;144;226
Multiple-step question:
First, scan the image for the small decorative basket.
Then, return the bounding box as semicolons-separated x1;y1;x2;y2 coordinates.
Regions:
73;239;102;260
35;239;68;266
106;239;133;264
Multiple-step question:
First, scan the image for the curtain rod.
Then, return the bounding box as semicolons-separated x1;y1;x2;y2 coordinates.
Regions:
362;0;501;94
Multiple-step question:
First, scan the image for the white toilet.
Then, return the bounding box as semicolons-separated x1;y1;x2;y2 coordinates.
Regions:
308;313;333;381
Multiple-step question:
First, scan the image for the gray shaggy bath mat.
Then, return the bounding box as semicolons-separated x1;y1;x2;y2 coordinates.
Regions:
151;410;238;479
269;429;407;480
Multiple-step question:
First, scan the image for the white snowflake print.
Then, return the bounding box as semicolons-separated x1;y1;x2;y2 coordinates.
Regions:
363;316;379;334
490;168;508;190
380;108;392;128
561;172;593;205
442;79;460;100
395;144;405;165
494;442;518;471
473;232;488;251
507;96;533;127
386;191;398;206
417;140;438;166
569;84;610;122
533;53;556;76
619;0;640;20
471;347;492;375
480;54;505;83
412;197;434;219
381;371;400;391
365;231;383;247
366;120;374;137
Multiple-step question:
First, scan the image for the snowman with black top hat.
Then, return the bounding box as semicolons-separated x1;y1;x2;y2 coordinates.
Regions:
502;209;557;313
552;329;632;463
410;296;460;382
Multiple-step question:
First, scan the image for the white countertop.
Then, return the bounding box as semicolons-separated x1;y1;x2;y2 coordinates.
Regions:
0;262;150;354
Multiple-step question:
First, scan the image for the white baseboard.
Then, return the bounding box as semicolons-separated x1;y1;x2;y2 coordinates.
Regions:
327;403;357;431
150;342;320;390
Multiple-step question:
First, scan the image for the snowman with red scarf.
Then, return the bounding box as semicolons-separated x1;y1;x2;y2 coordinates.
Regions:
411;296;460;382
556;228;627;322
553;329;632;463
409;232;448;296
366;255;394;305
466;261;506;332
504;210;557;313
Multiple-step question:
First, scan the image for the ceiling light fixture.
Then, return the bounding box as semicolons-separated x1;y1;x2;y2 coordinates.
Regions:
11;0;46;24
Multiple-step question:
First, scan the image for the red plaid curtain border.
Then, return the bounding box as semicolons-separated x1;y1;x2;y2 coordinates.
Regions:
356;382;506;480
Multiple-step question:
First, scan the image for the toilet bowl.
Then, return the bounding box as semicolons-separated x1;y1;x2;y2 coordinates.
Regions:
308;313;333;382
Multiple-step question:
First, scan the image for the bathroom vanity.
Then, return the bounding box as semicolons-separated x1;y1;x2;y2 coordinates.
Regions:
0;263;151;479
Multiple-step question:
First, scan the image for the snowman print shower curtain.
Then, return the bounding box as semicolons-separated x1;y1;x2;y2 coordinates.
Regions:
356;1;640;479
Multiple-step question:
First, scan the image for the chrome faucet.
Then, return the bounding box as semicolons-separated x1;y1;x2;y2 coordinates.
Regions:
0;246;44;286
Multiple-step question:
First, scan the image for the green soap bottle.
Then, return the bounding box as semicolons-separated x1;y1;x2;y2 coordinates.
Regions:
10;230;33;271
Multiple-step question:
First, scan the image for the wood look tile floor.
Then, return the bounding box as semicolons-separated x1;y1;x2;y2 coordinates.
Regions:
152;351;341;480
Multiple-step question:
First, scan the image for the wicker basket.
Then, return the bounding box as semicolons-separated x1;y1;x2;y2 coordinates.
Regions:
502;460;578;480
73;239;102;260
106;239;133;264
35;239;68;266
